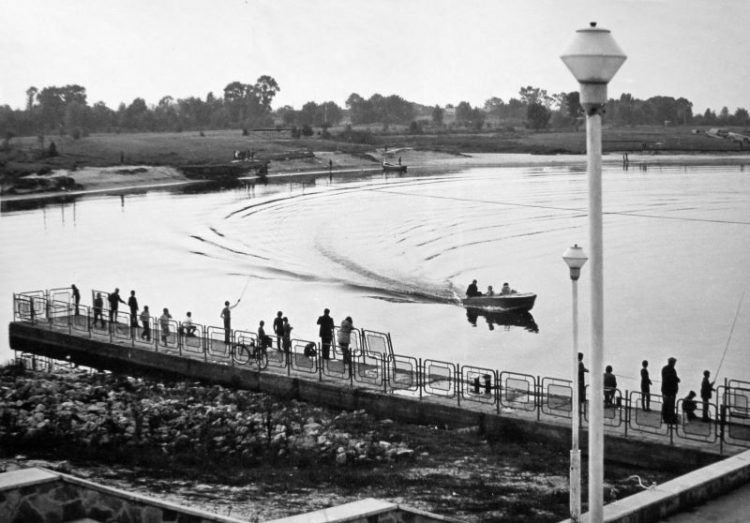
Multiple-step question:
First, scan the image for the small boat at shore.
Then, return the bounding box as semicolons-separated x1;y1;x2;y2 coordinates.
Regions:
461;292;537;312
382;161;407;173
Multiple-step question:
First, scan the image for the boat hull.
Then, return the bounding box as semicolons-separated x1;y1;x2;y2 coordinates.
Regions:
382;162;407;173
461;292;537;312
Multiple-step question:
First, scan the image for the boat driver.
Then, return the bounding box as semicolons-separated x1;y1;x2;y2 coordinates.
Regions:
465;280;481;297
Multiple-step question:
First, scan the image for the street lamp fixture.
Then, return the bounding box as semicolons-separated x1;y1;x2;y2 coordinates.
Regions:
563;244;588;522
561;22;626;523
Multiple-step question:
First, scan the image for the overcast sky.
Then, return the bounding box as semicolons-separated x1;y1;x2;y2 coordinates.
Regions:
2;0;748;114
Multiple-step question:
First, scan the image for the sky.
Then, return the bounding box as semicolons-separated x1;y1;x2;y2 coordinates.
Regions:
2;0;749;114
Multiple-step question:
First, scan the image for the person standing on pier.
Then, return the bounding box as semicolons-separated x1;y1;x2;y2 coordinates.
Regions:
603;365;617;406
140;306;151;341
282;317;292;353
317;308;335;360
220;299;240;345
159;308;172;346
127;290;139;333
273;311;284;350
107;288;126;326
701;370;716;421
93;292;105;328
578;352;588;410
640;360;652;411
661;357;681;424
71;284;80;316
337;316;354;375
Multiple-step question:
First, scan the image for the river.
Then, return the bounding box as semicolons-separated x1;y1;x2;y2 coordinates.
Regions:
2;157;749;392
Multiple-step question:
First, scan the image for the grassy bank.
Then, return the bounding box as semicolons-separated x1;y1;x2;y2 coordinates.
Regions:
2;125;748;197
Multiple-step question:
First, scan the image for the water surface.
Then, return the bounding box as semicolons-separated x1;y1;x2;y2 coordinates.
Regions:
2;161;749;392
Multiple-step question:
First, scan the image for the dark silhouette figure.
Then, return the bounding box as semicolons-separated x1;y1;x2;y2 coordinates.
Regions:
71;284;81;316
604;365;617;406
661;357;681;424
701;370;716;421
140;306;151;341
465;279;481;297
682;391;698;421
578;352;588;408
640;360;652;411
282;317;292;353
107;288;126;325
127;290;139;329
317;308;335;360
273;311;284;350
337;316;354;375
221;299;240;345
159;308;172;346
93;292;105;328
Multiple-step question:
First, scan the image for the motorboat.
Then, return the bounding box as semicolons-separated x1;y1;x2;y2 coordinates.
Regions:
461;292;536;312
382;161;407;173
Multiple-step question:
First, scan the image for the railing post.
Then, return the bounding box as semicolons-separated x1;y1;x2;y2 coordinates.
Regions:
418;358;423;401
624;391;629;437
456;365;461;408
537;375;542;421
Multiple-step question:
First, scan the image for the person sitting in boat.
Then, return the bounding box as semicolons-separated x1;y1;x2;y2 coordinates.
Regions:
465;279;482;297
500;282;516;295
486;285;495;296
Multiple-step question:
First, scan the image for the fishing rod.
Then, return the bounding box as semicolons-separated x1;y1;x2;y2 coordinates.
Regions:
236;275;252;304
715;290;745;378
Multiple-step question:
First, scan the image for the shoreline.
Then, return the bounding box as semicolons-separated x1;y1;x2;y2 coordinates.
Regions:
2;150;750;206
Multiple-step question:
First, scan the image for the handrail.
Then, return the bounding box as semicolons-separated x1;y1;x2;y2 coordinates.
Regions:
9;289;750;454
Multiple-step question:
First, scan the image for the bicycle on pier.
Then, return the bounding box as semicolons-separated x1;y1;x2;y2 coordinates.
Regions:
231;337;268;370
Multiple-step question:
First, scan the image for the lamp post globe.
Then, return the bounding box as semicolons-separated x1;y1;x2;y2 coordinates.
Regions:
561;22;626;523
561;22;627;112
563;244;589;281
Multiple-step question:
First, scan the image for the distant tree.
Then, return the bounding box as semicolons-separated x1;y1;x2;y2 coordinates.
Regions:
733;107;750;126
25;86;38;112
90;101;116;131
431;105;444;127
718;106;730;123
527;103;551;130
64;101;89;137
345;93;369;124
519;86;552;108
409;120;423;134
483;97;505;115
252;75;280;109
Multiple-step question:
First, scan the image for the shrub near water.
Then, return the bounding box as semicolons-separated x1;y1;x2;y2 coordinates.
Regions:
0;367;413;468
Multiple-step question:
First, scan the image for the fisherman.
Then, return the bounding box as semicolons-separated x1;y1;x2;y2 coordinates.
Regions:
500;282;515;295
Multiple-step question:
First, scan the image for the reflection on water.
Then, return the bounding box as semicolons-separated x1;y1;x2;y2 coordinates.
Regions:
465;308;539;333
1;161;749;390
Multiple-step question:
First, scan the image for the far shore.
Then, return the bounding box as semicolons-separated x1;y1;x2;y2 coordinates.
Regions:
3;126;750;204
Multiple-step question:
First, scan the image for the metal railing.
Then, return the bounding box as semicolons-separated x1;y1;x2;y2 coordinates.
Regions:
10;288;750;454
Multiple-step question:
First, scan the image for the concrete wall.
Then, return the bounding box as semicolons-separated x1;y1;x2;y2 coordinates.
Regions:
558;448;750;523
8;322;724;473
0;468;250;523
0;468;456;523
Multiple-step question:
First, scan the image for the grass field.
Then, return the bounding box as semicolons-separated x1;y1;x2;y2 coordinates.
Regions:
2;124;748;180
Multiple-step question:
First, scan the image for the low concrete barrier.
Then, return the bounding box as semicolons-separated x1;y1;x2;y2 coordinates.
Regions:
559;448;750;523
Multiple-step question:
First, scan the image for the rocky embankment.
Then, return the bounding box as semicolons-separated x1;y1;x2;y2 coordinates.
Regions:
0;366;413;468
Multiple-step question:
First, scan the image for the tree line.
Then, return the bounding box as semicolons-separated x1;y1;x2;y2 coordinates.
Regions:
1;76;748;143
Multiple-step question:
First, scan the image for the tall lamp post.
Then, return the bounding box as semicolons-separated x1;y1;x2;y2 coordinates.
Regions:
563;244;588;522
561;23;626;522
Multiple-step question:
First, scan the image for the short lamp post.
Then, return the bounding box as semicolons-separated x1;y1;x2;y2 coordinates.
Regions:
561;22;626;522
563;244;588;522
